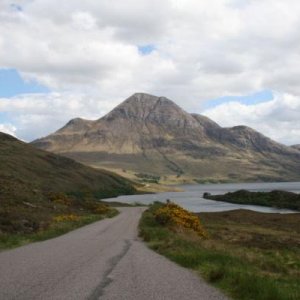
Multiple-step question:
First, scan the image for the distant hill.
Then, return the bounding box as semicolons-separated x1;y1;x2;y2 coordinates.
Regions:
291;144;300;151
32;93;300;183
203;190;300;211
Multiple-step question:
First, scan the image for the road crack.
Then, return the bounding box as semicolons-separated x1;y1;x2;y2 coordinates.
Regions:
87;239;132;300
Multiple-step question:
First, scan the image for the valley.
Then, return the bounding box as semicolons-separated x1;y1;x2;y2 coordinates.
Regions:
1;127;299;300
1;93;299;300
2;2;300;299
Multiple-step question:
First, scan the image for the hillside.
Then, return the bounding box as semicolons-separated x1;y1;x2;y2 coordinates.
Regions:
0;132;135;199
0;132;135;236
292;144;300;151
32;93;300;183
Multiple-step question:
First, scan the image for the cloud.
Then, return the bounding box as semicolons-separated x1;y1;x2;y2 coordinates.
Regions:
0;92;123;141
202;93;300;145
0;123;17;137
0;0;300;143
0;0;300;100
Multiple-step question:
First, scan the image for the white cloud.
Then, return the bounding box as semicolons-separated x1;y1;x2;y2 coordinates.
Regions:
0;92;121;141
203;93;300;145
1;0;300;100
0;0;300;143
0;123;17;137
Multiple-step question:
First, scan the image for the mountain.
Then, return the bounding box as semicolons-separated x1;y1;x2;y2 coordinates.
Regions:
32;93;300;183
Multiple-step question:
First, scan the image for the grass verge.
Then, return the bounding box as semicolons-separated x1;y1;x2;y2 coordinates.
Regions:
139;202;300;300
0;209;118;250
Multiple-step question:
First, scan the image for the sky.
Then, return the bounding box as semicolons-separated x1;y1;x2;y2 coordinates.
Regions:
0;0;300;145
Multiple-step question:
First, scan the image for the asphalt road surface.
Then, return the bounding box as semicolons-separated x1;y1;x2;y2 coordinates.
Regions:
0;207;228;300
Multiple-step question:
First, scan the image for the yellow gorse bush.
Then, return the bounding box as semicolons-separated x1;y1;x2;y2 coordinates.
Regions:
154;202;207;237
93;204;110;214
53;214;80;222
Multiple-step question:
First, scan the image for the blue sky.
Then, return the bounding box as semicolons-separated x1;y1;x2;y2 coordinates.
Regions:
138;44;156;55
0;69;49;98
203;90;274;109
0;112;9;123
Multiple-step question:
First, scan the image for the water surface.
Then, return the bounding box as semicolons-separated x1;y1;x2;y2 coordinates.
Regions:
104;182;300;213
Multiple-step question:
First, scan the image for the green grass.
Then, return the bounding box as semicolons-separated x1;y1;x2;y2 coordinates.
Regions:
0;210;118;250
139;203;300;300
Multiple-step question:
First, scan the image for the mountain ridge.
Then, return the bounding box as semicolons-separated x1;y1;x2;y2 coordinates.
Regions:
32;93;300;183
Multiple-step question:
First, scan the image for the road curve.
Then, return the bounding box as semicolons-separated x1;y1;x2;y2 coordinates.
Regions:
0;207;228;300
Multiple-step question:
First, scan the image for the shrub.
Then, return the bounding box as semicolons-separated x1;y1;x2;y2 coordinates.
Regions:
93;203;110;214
154;202;207;237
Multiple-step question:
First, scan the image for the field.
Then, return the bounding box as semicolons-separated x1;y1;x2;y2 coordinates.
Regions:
139;203;300;300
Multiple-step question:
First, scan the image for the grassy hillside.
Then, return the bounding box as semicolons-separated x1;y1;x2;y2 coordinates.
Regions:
203;190;300;211
0;132;135;247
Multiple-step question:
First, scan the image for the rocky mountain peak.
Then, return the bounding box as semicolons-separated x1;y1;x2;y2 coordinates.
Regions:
66;117;86;125
102;93;200;129
125;92;159;104
58;117;93;133
104;93;177;118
